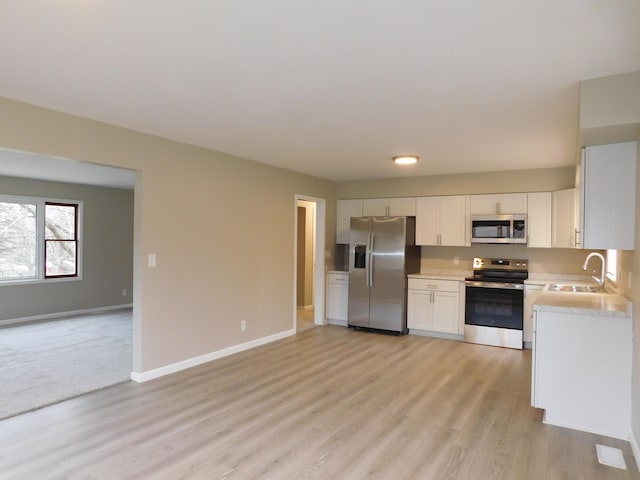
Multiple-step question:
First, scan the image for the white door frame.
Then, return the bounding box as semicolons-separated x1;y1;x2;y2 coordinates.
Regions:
294;194;326;328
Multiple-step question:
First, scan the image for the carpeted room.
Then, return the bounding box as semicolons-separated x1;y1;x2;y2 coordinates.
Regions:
0;171;135;418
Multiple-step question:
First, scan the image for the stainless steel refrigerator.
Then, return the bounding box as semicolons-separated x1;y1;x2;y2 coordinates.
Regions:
348;216;421;334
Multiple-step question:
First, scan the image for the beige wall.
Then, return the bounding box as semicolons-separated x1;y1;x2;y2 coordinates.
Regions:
336;166;575;199
0;176;134;321
0;96;336;373
579;70;640;146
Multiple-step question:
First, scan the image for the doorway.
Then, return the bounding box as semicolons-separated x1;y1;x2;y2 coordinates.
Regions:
294;195;326;332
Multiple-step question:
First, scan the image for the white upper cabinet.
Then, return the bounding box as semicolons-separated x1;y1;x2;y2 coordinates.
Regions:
552;188;578;248
527;192;552;248
416;196;467;246
580;141;637;250
470;193;527;215
337;197;416;244
362;197;416;216
336;199;363;244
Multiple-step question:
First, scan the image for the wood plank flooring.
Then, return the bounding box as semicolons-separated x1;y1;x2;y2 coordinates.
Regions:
0;325;637;479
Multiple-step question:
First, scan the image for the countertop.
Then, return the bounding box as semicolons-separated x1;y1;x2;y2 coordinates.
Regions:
407;270;471;281
533;287;632;318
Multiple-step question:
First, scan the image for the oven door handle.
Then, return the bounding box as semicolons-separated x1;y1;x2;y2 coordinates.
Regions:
465;281;524;290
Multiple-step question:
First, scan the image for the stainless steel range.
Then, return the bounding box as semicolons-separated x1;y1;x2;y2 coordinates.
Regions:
464;257;528;349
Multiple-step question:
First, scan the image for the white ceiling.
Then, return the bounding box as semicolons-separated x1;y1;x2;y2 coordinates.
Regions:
0;1;639;185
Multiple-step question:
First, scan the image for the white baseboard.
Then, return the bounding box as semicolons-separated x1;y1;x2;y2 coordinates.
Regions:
0;304;133;327
631;429;640;473
296;305;314;310
130;328;296;383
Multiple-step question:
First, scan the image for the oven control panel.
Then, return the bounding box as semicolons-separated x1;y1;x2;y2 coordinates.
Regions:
472;257;527;271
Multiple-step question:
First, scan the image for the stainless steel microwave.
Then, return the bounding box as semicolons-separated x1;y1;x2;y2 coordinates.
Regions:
470;214;527;244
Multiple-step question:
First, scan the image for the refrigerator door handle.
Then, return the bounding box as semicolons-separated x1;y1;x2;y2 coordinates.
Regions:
367;232;374;288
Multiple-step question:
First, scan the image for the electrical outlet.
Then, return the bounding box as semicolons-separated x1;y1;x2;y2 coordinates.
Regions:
325;250;331;259
453;256;460;265
241;320;247;331
122;289;127;297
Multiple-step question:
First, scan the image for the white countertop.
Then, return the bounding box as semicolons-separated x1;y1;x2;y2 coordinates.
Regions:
533;289;632;318
407;270;470;281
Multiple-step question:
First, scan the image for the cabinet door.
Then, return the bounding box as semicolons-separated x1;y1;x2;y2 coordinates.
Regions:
524;284;543;343
363;198;388;216
582;142;637;250
327;282;348;321
407;290;431;330
527;192;551;248
438;196;467;246
432;291;459;334
552;188;576;248
388;197;416;216
470;193;527;214
336;199;363;244
415;197;439;245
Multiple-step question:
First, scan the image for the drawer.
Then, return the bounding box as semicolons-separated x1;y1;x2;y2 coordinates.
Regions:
408;278;459;292
328;273;349;285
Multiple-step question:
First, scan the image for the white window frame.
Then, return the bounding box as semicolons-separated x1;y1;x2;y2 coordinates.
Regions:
0;194;83;285
606;249;618;283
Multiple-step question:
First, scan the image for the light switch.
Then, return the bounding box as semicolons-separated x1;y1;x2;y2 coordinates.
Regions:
148;254;157;267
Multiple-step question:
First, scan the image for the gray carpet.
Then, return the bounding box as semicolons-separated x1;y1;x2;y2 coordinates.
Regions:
0;308;132;420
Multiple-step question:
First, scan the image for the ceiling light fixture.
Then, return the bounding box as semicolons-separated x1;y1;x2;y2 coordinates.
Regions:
392;155;419;165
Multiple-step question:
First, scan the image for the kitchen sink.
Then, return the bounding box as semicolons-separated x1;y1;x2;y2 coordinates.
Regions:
547;284;604;293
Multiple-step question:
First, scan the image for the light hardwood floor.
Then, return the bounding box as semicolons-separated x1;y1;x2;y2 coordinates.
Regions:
0;325;637;479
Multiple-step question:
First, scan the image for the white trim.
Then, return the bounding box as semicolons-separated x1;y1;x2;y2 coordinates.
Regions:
541;413;630;441
631;430;640;473
297;305;314;311
130;328;296;383
0;303;133;327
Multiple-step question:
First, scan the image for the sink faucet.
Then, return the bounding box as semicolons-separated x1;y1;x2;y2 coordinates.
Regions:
581;252;606;287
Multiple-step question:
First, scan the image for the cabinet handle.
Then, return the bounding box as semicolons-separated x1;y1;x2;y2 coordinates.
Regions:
574;228;580;247
385;206;390;216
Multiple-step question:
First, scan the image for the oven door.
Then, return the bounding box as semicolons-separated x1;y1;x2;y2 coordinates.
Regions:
464;282;524;349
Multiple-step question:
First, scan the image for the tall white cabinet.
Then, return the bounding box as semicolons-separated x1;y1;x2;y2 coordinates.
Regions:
579;141;637;250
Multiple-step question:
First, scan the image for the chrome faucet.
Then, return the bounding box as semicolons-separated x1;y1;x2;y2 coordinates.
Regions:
581;252;606;287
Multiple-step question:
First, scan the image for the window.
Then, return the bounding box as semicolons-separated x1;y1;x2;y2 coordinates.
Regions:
606;249;618;282
0;195;82;284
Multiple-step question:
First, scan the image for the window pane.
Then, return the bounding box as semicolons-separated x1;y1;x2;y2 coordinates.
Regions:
45;204;76;240
0;202;37;280
45;241;76;276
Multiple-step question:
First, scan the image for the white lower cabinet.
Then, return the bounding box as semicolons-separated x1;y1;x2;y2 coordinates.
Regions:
407;278;460;335
532;308;632;439
326;272;348;325
523;283;544;344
